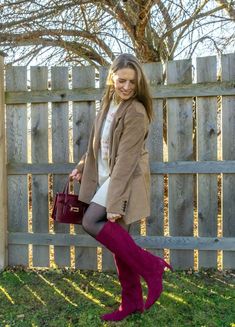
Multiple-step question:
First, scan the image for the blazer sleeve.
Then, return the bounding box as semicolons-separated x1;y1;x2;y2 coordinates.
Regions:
106;107;149;215
75;152;87;173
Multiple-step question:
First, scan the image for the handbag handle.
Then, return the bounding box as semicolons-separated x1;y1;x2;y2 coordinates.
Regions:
62;180;70;194
62;177;76;195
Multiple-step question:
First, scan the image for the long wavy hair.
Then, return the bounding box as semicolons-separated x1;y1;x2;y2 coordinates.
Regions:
101;53;153;122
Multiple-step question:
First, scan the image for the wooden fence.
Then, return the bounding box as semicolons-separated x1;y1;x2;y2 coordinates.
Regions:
0;53;235;271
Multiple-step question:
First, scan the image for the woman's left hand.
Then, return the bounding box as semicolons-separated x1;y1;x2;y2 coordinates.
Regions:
107;213;122;222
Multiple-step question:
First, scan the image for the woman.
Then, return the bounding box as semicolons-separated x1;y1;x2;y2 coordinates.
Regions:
70;53;172;321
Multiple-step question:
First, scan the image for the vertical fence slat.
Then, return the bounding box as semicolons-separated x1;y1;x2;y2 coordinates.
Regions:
221;53;235;269
99;66;115;271
197;56;218;268
167;59;194;269
6;66;28;266
144;63;164;258
31;67;49;267
72;66;97;270
0;55;7;270
51;67;70;267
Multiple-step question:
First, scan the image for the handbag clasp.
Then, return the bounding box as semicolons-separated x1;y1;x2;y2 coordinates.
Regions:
70;206;80;212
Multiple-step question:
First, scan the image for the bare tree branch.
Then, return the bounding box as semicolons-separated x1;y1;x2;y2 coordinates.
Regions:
0;0;233;65
215;0;235;20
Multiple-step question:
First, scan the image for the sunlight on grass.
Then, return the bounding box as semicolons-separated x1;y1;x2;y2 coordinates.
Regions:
180;275;234;299
77;271;88;280
63;277;105;308
99;272;119;286
213;276;235;288
164;280;180;289
78;270;119;287
89;281;116;298
13;273;46;306
0;269;234;326
180;276;205;291
38;273;78;307
164;292;191;306
0;285;15;304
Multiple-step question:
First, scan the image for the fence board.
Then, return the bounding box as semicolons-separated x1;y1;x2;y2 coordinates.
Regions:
8;233;235;251
6;66;28;266
7;160;235;175
167;59;194;269
144;63;164;258
5;81;235;104
51;67;70;267
72;66;97;270
0;55;7;270
221;53;235;269
31;67;49;267
197;56;218;268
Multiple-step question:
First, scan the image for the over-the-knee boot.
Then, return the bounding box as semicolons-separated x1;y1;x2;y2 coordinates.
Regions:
96;221;172;312
101;255;144;321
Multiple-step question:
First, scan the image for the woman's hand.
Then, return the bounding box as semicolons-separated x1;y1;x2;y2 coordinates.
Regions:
70;168;82;183
107;213;122;222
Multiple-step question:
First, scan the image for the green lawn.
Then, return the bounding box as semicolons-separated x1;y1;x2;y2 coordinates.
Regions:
0;268;234;327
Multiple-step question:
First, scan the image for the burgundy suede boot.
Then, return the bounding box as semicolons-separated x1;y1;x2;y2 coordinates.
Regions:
101;255;144;321
96;221;172;312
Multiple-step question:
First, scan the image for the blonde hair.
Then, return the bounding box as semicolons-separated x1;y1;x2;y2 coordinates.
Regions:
101;54;153;122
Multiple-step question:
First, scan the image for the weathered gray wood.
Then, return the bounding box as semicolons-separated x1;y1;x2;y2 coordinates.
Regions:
7;160;235;174
150;161;235;173
72;66;97;270
98;66;115;271
51;67;70;267
6;66;28;266
144;63;164;258
8;233;235;251
221;53;235;269
0;55;7;270
31;67;49;267
197;56;218;268
6;88;103;104
5;81;235;104
167;59;194;269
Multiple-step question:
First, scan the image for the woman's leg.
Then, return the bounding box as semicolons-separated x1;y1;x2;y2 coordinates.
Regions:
83;205;172;311
102;222;144;321
82;205;144;321
95;221;172;311
82;202;107;237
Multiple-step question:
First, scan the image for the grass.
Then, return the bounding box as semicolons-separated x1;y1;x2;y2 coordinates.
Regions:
0;268;234;327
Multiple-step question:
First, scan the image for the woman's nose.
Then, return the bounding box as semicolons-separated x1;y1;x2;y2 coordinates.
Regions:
123;81;130;90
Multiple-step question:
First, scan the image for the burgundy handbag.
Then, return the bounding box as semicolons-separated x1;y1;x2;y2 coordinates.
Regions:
52;180;89;224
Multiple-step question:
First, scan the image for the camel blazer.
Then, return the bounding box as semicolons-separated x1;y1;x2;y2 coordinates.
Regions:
76;98;151;224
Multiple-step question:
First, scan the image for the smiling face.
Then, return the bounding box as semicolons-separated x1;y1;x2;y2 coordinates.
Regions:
112;67;136;101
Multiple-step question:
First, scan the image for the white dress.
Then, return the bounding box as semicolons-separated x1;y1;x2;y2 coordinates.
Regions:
91;101;118;207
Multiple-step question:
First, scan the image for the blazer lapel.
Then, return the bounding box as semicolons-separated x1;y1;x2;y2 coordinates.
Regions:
93;108;106;160
108;98;133;159
93;98;133;161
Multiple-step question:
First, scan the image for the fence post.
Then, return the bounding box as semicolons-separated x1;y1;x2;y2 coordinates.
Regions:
0;52;7;271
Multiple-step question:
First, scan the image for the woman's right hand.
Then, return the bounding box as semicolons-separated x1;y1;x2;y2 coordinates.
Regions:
70;168;82;183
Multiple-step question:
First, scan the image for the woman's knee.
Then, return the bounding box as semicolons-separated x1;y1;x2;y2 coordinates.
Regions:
82;214;92;233
82;202;107;234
